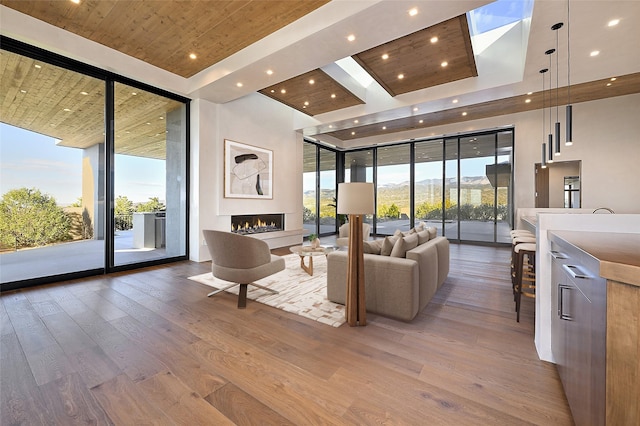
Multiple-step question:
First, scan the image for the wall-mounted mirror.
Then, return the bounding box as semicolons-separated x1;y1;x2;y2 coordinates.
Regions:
535;160;581;208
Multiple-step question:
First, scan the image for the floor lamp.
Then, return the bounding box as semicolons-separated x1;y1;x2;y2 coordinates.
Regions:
337;182;375;326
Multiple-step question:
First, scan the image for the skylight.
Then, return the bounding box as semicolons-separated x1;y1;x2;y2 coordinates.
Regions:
468;0;534;55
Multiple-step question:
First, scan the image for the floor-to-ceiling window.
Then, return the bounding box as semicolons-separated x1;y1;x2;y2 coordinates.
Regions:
376;145;411;235
302;142;317;238
113;82;187;266
0;38;189;289
302;141;337;237
0;49;106;283
337;130;513;243
414;139;444;236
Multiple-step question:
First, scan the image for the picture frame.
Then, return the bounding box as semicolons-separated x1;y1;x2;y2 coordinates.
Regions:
224;139;273;199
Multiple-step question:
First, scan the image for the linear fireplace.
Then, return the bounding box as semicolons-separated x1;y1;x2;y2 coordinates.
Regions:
231;214;284;235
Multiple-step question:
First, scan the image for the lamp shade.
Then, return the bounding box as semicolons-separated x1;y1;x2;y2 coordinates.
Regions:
337;182;374;215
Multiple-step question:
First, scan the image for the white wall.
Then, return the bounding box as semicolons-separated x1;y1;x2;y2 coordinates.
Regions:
190;94;303;261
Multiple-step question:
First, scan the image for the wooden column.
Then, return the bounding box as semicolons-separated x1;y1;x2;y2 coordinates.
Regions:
346;214;366;326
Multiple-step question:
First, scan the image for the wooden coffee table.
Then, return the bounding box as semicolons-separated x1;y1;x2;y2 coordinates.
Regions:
289;245;335;276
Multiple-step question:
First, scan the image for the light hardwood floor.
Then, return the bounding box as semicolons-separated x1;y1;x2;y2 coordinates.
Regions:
1;244;572;425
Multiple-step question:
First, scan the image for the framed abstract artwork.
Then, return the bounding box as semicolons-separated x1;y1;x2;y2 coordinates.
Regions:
224;139;273;199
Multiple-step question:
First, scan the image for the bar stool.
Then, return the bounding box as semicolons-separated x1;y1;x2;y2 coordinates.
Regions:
510;230;534;238
511;235;536;289
513;242;536;322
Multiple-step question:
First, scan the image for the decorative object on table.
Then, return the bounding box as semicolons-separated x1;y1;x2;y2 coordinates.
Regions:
308;233;320;248
224;139;272;199
337;182;375;326
202;230;283;308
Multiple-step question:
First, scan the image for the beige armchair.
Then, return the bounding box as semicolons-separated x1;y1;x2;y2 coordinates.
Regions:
335;222;371;247
202;230;285;308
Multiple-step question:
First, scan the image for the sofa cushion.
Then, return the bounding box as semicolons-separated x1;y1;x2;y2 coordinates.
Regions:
390;233;419;258
417;229;431;244
363;239;382;255
381;235;399;256
426;226;437;240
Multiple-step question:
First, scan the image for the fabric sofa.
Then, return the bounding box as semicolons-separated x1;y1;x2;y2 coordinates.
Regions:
327;226;449;321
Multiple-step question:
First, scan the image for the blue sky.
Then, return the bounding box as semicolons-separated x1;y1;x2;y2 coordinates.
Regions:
0;123;165;205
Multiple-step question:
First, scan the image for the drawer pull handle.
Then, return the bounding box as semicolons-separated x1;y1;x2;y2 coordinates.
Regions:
558;284;573;321
550;250;568;260
563;264;590;279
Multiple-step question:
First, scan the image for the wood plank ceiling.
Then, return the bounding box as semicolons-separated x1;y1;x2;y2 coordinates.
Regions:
353;15;477;97
0;0;330;78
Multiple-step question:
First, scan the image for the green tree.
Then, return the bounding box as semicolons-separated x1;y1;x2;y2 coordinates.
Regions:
136;197;165;213
70;197;82;208
115;195;134;216
0;188;71;251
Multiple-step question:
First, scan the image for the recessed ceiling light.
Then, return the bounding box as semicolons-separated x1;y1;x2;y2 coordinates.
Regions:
347;34;356;42
611;77;617;81
131;92;137;96
381;53;389;60
266;69;273;75
270;89;275;93
419;120;424;124
606;82;612;86
409;8;418;16
304;101;309;106
382;126;387;130
413;107;418;112
452;99;458;104
329;125;333;128
159;116;164;120
309;79;315;85
351;131;355;135
590;50;600;57
80;91;88;95
281;89;286;94
608;19;620;27
354;120;359;123
441;61;448;67
527;92;533;95
34;64;42;69
462;112;468;116
236;82;243;87
189;53;197;60
330;94;336;98
20;89;27;93
430;36;438;44
303;106;306;109
525;99;531;103
398;73;404;79
70;0;80;4
63;108;71;112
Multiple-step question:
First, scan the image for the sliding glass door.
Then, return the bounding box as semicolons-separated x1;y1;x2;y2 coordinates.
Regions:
113;83;187;266
0;50;106;283
1;40;189;289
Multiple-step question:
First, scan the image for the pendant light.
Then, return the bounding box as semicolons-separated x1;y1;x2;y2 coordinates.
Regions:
545;49;555;164
552;23;563;157
540;68;548;169
565;0;573;145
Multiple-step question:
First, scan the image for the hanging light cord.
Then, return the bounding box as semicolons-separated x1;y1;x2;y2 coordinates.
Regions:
567;0;571;105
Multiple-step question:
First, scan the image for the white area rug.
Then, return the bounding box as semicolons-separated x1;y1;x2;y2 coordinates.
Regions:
188;253;345;327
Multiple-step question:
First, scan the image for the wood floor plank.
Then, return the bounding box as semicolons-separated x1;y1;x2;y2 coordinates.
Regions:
0;333;49;425
137;371;234;425
90;374;173;425
39;373;114;425
0;244;574;425
205;382;295;426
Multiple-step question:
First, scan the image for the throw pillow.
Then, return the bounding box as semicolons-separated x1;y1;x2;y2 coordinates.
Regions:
426;226;437;240
390;233;419;258
414;223;425;232
363;239;382;255
417;229;431;244
381;235;399;256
